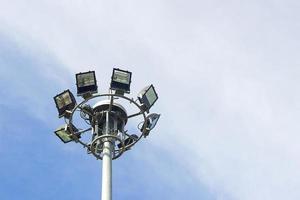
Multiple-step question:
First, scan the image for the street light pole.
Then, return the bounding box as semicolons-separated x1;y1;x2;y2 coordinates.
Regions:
101;141;112;200
53;69;160;200
101;111;112;200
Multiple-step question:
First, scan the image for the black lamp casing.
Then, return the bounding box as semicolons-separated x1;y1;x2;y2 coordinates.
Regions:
54;124;80;143
140;113;160;136
138;84;158;111
117;134;138;148
76;71;98;96
54;90;76;118
110;68;132;93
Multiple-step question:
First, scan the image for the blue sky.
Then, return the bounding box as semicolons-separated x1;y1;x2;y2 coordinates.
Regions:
1;1;300;200
0;31;213;200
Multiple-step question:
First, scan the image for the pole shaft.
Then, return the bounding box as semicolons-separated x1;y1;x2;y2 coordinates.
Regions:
101;111;112;200
101;141;112;200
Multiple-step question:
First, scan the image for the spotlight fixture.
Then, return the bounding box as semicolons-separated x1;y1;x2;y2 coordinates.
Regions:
110;68;132;94
138;85;158;111
54;124;80;143
54;90;76;118
141;113;161;136
117;134;138;148
76;71;98;97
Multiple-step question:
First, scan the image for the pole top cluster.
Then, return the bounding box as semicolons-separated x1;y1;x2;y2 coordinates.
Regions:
53;68;160;160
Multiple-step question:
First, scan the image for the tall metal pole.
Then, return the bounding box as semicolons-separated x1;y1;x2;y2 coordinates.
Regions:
101;111;112;200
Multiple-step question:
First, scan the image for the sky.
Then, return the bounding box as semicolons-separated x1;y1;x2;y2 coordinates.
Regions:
0;1;300;200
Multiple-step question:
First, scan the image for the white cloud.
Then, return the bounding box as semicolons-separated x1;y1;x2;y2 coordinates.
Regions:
1;0;300;199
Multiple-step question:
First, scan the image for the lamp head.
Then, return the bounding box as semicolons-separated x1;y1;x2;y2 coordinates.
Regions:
110;68;132;94
54;90;76;118
76;71;98;97
138;85;158;111
141;113;161;136
54;124;80;143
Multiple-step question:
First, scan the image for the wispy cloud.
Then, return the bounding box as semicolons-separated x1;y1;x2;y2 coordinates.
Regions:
1;1;300;199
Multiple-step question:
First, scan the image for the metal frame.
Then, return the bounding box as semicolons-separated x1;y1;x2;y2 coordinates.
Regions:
65;93;147;160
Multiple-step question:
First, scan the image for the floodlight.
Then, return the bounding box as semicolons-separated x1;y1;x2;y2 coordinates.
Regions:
117;134;138;148
76;71;98;96
54;90;76;118
54;124;80;143
141;113;160;136
138;85;158;111
110;68;132;94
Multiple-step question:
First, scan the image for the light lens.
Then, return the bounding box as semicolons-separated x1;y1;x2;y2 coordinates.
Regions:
110;68;132;93
55;127;72;143
54;124;79;143
76;71;98;95
113;70;131;84
54;90;76;117
141;113;160;136
55;92;72;109
118;134;138;148
148;113;160;130
77;73;96;87
145;86;157;108
138;85;158;110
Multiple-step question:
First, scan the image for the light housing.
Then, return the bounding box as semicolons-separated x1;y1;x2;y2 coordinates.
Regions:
110;68;132;94
54;90;76;118
54;124;80;143
117;134;138;148
76;71;98;96
138;85;158;111
141;113;160;136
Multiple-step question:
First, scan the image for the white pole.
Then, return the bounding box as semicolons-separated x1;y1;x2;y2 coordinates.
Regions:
101;111;112;200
